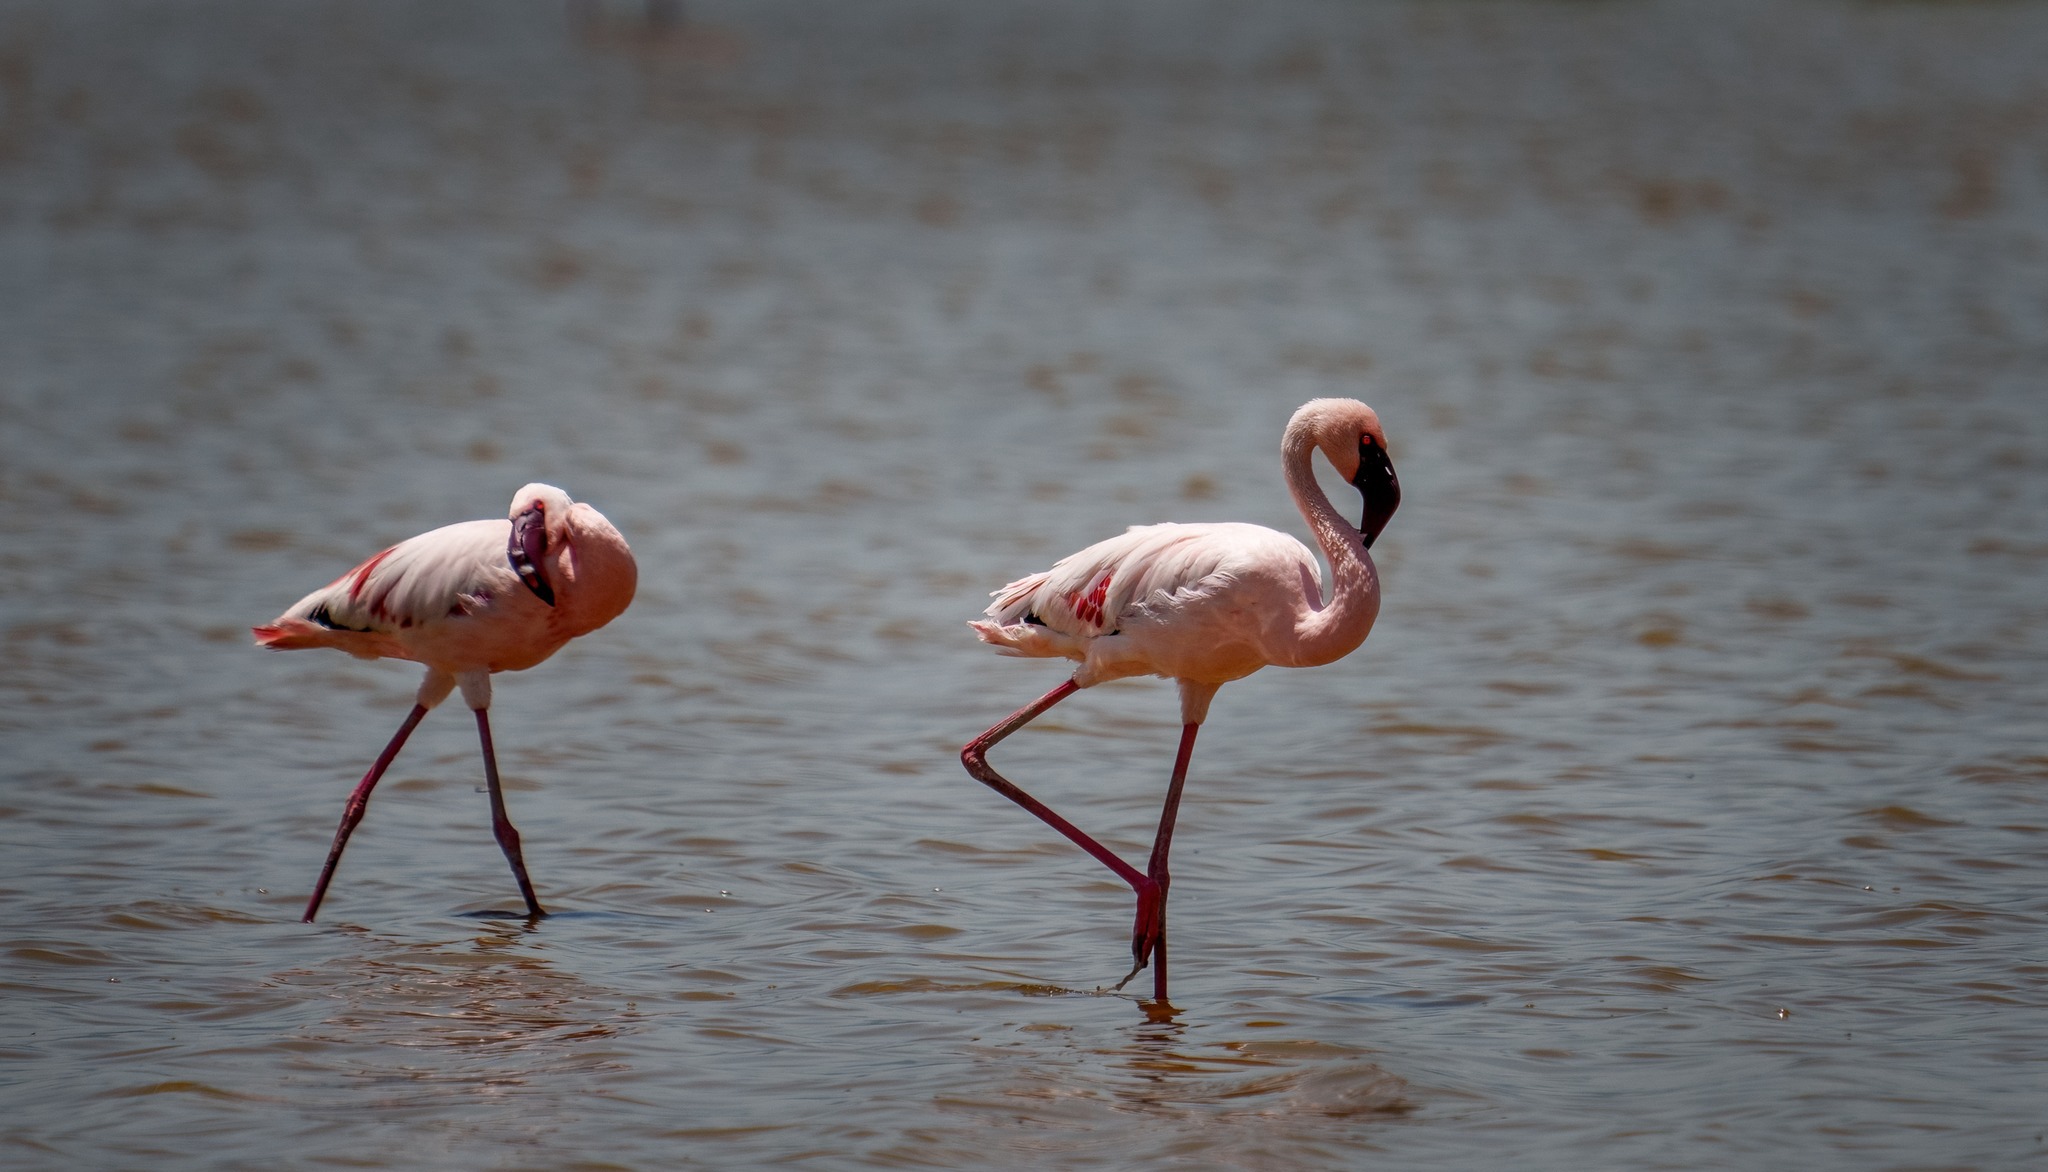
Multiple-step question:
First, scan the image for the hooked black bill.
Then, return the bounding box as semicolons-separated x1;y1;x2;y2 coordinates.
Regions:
1351;434;1400;549
509;505;556;606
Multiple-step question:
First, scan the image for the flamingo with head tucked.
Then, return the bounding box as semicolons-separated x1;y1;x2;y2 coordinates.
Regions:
961;399;1400;1002
254;483;637;922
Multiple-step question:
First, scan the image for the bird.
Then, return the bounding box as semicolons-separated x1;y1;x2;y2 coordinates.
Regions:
960;398;1400;1003
253;483;637;923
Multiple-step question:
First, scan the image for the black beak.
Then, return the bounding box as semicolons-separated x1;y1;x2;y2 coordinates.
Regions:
1352;436;1400;550
509;506;556;606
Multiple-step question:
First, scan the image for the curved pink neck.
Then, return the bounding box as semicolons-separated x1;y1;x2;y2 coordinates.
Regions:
552;507;638;638
1276;425;1382;668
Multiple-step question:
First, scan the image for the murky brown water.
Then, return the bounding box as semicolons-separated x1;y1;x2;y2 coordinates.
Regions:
4;0;2046;1167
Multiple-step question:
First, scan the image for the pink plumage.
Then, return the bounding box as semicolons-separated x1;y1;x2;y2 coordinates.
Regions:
961;399;1400;1002
255;482;637;922
971;520;1347;720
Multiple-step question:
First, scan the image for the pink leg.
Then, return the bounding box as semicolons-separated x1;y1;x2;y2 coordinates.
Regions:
475;708;545;917
963;681;1181;996
473;704;544;913
1116;721;1199;1002
303;703;429;923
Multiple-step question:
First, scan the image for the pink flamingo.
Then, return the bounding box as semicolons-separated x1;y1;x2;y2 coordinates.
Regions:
962;399;1400;1002
254;483;637;922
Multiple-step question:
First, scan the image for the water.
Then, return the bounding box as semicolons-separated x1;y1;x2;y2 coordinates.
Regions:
3;0;2046;1167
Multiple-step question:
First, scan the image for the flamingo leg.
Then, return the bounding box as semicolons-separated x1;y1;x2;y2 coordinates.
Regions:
303;703;429;923
474;708;545;917
1115;721;1199;1001
964;680;1181;993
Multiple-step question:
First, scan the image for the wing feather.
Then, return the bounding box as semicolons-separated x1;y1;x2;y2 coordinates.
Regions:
982;522;1317;637
255;519;512;654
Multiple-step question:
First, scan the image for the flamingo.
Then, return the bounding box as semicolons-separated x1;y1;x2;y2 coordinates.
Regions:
254;483;637;923
961;398;1400;1002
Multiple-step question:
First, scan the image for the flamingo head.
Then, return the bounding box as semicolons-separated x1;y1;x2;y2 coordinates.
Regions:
1350;427;1400;549
507;482;576;606
1297;399;1401;549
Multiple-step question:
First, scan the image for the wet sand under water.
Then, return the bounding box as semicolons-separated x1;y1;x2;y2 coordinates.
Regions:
2;1;2046;1167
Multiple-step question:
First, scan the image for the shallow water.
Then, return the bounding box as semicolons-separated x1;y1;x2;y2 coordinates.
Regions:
3;0;2047;1167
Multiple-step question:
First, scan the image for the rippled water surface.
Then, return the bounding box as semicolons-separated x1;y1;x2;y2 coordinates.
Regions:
4;1;2047;1167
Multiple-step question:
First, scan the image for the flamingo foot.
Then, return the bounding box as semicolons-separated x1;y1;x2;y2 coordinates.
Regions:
1112;878;1166;991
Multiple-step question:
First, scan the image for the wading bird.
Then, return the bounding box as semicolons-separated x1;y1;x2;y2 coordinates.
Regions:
961;399;1399;1002
254;483;637;922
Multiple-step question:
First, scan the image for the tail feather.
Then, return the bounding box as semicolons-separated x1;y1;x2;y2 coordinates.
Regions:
968;618;1077;660
252;618;403;660
252;619;327;650
983;572;1050;624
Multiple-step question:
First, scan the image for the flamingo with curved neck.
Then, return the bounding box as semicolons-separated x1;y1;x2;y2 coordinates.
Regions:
962;398;1400;1003
254;483;637;922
